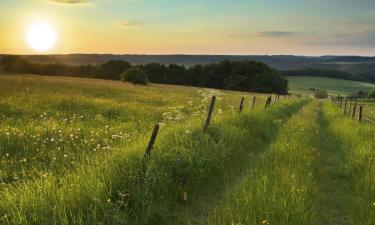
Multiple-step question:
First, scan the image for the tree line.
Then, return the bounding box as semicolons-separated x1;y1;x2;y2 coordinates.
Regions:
1;55;288;94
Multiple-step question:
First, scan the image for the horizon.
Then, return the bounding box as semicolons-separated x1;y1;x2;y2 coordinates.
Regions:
1;0;375;56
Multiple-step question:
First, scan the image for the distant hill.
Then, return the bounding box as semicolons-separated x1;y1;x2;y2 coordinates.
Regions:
1;54;375;82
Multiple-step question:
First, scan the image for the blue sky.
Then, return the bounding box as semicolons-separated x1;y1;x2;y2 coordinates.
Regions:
1;0;375;55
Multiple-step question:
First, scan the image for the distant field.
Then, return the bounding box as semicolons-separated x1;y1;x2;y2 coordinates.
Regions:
287;76;375;95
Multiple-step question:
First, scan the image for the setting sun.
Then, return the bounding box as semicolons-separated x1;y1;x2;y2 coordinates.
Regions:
26;23;56;51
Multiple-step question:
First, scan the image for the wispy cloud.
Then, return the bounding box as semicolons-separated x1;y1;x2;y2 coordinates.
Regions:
118;21;138;28
50;0;91;4
257;31;295;37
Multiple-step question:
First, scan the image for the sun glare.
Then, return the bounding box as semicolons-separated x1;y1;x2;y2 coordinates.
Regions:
26;23;56;51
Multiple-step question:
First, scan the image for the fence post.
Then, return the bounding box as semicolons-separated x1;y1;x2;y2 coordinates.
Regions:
264;97;269;109
344;100;347;115
269;96;272;108
359;106;364;122
144;123;160;158
252;96;256;110
352;103;357;119
239;97;245;112
203;96;216;132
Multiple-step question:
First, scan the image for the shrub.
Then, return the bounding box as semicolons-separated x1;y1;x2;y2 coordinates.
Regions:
121;67;149;85
314;89;328;99
367;90;375;99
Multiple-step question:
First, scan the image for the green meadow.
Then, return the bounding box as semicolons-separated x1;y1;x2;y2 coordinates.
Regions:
1;74;375;225
287;76;375;95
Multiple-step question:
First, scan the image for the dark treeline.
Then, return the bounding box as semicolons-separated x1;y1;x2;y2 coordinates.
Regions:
283;68;365;82
1;55;288;94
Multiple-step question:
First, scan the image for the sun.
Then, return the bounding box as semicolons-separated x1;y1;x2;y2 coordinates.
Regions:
26;23;56;51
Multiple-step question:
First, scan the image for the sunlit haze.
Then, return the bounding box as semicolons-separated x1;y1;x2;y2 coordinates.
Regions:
1;0;375;55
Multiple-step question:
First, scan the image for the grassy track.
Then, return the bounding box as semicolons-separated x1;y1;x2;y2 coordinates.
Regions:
315;103;352;225
207;101;320;225
320;103;375;224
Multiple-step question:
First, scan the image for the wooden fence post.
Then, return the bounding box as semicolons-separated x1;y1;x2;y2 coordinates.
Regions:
203;96;216;132
352;102;357;119
144;123;160;158
268;96;272;108
252;96;256;110
359;106;364;122
265;96;271;109
344;100;347;115
239;97;245;112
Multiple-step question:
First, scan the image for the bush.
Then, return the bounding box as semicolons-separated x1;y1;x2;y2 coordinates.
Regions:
121;68;149;85
314;89;328;99
368;90;375;99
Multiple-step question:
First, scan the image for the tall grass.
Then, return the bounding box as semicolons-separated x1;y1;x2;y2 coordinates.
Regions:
207;101;320;225
0;74;300;225
322;102;375;224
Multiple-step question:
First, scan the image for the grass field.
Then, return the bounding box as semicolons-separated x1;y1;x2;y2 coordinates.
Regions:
287;76;375;95
1;74;375;225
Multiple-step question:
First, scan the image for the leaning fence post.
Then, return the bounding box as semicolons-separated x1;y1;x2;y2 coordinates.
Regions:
359;106;363;122
144;123;160;158
203;96;216;132
239;97;245;112
252;96;256;110
268;96;272;108
265;96;271;109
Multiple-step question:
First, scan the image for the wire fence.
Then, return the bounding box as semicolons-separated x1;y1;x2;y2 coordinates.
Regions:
144;94;295;157
330;97;371;124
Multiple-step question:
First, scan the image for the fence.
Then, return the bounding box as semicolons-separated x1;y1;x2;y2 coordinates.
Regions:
144;94;293;157
331;97;375;125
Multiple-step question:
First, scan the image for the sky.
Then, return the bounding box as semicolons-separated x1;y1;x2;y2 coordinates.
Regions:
1;0;375;56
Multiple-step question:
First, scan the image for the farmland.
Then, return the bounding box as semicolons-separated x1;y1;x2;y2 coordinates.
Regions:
1;74;375;225
287;76;375;95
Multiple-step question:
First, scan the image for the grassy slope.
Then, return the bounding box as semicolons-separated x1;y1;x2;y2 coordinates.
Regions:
2;74;375;225
287;76;375;95
0;74;298;225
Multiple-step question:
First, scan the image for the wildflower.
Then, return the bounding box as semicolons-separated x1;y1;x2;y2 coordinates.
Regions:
372;202;375;207
107;198;111;203
261;219;269;224
5;153;9;157
64;154;68;158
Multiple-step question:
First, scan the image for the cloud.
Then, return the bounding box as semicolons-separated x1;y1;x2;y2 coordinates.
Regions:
50;0;91;4
117;21;139;28
257;31;295;37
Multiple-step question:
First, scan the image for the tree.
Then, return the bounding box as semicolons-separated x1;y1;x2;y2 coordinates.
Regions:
91;60;131;80
121;67;148;85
